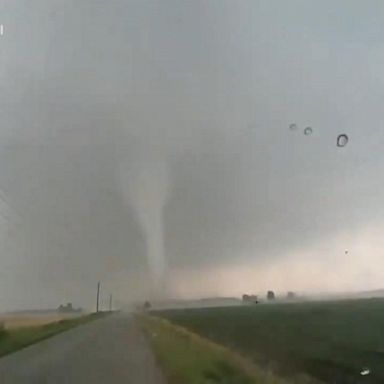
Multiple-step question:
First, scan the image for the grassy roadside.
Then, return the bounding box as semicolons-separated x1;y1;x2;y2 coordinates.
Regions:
140;315;320;384
0;311;109;358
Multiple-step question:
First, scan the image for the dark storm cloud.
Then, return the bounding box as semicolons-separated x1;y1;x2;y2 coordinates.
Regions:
0;0;384;308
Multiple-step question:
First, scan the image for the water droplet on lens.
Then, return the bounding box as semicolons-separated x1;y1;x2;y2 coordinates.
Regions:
337;134;348;147
289;123;297;131
304;127;313;135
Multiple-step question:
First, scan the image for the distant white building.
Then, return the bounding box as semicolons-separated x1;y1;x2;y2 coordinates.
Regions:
242;294;258;304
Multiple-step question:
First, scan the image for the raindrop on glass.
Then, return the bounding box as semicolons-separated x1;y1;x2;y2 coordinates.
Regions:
304;127;313;135
289;123;297;131
337;134;348;147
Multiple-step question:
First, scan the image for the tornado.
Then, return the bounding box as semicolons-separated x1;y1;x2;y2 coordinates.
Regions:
119;160;169;296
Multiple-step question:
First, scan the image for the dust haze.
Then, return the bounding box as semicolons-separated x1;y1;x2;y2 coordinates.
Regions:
0;0;383;310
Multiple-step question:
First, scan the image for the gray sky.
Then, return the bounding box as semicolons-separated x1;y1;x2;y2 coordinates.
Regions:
0;0;384;309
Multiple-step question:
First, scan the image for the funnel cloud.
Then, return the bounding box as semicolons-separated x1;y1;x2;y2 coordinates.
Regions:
119;160;170;295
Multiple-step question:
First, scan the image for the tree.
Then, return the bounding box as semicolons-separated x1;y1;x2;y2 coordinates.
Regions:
287;291;296;300
242;294;250;301
57;303;76;313
267;290;275;300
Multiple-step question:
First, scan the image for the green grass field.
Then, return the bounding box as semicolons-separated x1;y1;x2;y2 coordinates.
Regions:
155;298;384;384
0;312;108;357
141;315;318;384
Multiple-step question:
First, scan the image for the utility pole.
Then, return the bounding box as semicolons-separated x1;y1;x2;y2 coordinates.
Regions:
109;294;112;312
96;282;100;313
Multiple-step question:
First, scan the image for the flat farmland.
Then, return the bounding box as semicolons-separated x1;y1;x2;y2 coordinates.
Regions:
155;298;384;384
0;312;82;329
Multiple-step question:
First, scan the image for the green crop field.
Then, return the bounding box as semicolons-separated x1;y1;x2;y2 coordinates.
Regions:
155;298;384;384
